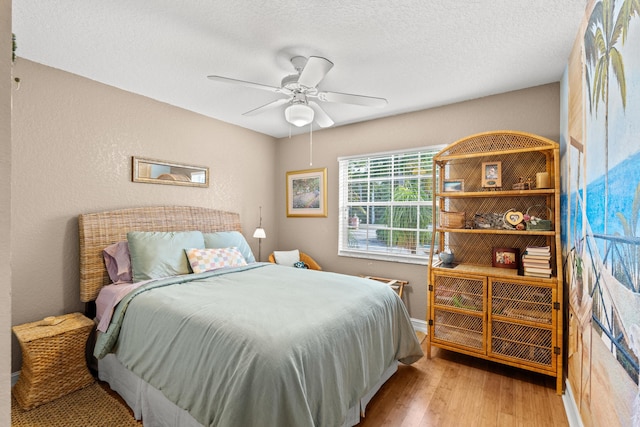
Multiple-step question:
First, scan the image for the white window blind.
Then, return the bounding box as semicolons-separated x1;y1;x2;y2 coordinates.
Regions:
338;146;442;264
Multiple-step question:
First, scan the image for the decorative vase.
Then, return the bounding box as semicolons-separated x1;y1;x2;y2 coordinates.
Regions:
439;251;455;265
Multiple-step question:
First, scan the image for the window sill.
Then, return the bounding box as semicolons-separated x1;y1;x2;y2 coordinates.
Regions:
338;249;430;265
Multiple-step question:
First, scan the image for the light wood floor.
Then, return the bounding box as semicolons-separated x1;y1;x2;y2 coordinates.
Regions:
101;338;569;426
358;339;569;426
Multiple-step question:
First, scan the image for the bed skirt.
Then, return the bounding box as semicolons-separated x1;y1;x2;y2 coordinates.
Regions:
98;354;399;427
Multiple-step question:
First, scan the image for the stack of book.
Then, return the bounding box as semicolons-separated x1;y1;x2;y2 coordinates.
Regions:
522;245;552;278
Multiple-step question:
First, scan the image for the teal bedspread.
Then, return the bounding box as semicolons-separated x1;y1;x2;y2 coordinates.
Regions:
95;263;423;427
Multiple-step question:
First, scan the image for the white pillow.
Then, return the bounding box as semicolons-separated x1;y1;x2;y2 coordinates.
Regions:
273;249;300;267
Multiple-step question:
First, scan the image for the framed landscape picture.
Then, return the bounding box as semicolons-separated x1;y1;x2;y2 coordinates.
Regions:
286;168;327;217
443;179;464;192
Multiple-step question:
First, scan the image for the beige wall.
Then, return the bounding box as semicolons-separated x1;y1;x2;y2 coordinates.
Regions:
274;83;560;320
2;0;12;423
9;57;560;374
10;59;277;371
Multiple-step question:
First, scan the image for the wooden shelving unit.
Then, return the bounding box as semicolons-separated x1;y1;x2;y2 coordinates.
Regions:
427;130;564;394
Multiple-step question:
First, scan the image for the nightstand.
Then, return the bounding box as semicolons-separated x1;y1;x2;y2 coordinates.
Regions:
12;312;95;409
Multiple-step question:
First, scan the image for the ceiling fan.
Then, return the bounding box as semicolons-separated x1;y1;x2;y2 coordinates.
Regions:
207;56;387;128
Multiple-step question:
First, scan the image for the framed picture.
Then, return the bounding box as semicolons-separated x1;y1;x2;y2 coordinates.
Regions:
482;161;502;188
492;247;520;269
443;179;464;192
132;156;209;188
286;168;328;217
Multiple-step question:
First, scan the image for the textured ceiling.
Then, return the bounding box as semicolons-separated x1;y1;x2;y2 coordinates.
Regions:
12;1;587;138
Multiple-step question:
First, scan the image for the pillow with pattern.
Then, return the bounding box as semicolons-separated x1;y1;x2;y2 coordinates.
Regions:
185;247;247;274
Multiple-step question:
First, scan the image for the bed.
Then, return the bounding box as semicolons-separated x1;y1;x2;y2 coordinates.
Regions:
79;206;423;427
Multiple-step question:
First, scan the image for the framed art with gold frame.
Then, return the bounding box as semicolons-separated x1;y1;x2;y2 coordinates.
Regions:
132;156;209;188
286;168;327;217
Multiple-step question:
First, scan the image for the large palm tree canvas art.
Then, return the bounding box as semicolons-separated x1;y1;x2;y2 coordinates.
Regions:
563;0;640;425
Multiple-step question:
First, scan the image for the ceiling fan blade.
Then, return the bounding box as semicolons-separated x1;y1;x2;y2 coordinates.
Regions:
207;75;284;94
242;98;290;116
309;101;334;128
317;91;387;108
298;56;334;88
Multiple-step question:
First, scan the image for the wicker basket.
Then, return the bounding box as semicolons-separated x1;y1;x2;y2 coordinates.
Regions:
12;313;95;409
525;205;552;231
440;210;465;229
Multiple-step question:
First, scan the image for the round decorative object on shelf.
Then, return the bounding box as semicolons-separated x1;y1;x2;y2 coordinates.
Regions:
439;251;455;265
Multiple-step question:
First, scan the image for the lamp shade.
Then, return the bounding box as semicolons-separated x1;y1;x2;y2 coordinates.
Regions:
284;104;314;127
253;227;266;239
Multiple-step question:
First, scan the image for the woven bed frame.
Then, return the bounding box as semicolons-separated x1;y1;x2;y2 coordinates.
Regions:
78;206;242;303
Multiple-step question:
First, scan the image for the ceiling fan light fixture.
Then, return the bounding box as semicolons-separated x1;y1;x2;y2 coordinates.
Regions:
285;103;314;127
208;55;386;131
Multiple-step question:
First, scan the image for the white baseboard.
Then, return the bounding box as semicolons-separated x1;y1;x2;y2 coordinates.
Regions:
563;381;583;427
411;318;427;333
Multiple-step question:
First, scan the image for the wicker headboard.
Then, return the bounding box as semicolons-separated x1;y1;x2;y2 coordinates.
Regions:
79;206;242;302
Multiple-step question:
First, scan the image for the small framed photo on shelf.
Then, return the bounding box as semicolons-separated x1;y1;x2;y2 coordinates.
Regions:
482;161;502;188
443;179;464;192
492;247;519;269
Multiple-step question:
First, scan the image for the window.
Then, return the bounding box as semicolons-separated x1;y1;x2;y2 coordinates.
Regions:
338;146;443;264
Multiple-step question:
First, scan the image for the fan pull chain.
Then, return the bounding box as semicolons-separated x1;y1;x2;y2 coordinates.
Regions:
309;124;313;166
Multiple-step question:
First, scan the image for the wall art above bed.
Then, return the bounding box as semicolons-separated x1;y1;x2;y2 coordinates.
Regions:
132;156;209;188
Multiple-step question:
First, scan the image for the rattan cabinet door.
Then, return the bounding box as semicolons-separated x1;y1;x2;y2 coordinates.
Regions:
431;273;486;354
488;278;557;372
427;131;564;394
